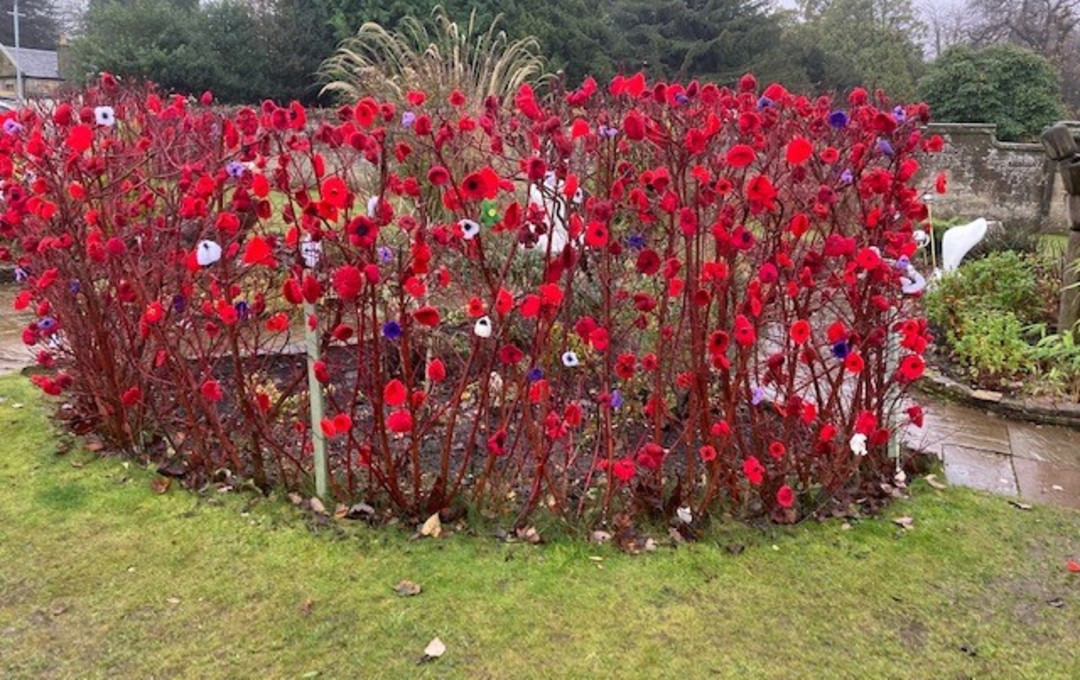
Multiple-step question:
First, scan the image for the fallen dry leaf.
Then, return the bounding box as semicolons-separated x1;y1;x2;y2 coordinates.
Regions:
344;502;376;520
924;474;948;491
420;513;442;538
1008;500;1033;511
150;476;172;495
166;597;181;605
85;440;103;452
393;580;422;597
893;516;915;530
309;497;326;515
590;530;613;544
333;504;349;520
299;598;314;615
287;492;303;506
515;526;542;544
422;636;446;660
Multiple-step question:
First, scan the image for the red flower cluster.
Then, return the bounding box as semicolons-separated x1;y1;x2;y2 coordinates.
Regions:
1;71;937;524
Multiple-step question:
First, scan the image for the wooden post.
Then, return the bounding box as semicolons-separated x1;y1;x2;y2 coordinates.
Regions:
1062;199;1080;332
1069;195;1080;230
1044;123;1080;333
1041;123;1078;161
1060;158;1080;196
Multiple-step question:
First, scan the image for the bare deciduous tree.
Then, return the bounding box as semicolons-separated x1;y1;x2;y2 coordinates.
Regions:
966;0;1079;63
919;0;973;58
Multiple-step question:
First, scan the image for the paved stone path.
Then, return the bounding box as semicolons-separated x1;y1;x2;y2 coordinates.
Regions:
906;397;1080;510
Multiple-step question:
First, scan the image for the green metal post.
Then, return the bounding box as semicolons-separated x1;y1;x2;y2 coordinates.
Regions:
302;241;328;499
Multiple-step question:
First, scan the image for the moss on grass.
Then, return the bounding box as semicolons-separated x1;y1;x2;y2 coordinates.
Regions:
1;374;1079;678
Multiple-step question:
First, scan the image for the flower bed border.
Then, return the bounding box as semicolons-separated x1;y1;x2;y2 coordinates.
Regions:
918;369;1080;429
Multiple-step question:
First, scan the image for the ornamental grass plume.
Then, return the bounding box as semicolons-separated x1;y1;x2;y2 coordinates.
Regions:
318;6;546;109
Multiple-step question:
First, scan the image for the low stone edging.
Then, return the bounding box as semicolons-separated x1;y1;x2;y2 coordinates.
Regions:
918;369;1080;429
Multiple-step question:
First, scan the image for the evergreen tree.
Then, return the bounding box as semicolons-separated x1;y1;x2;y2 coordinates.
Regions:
606;0;795;84
918;44;1066;141
792;0;925;99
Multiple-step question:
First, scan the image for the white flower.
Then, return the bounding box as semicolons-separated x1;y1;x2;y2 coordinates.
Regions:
367;196;379;217
676;506;692;524
459;218;481;240
473;315;492;338
561;351;579;368
849;433;868;457
195;240;222;266
94;106;116;127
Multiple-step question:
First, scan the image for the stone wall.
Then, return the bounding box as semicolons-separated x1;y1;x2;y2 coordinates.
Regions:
919;122;1070;231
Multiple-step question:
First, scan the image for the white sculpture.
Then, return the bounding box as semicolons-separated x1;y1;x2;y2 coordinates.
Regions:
526;171;584;255
940;218;988;273
904;217;989;296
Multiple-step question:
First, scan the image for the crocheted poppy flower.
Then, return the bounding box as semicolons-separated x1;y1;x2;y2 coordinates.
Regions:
332;265;363;300
386;409;413;433
743;456;765;485
898;354;925;382
776;485;795;508
785;137;812;165
413;306;440;328
768;441;786;460
612;457;636;483
789;319;811;345
426;359;446;383
726;144;756;168
384;379;407;407
733;315;755;347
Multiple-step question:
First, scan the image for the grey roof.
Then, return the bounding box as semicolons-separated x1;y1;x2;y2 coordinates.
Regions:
0;45;61;80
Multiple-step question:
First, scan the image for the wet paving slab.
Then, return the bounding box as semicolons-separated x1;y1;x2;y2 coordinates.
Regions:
1013;457;1080;511
910;389;1080;509
942;444;1019;497
1007;420;1080;469
904;399;1013;456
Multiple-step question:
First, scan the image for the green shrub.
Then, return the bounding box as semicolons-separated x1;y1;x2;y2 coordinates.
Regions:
1030;329;1080;400
925;251;1047;336
947;309;1034;385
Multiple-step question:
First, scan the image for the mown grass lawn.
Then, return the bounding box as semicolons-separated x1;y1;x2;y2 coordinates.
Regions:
1;374;1079;679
